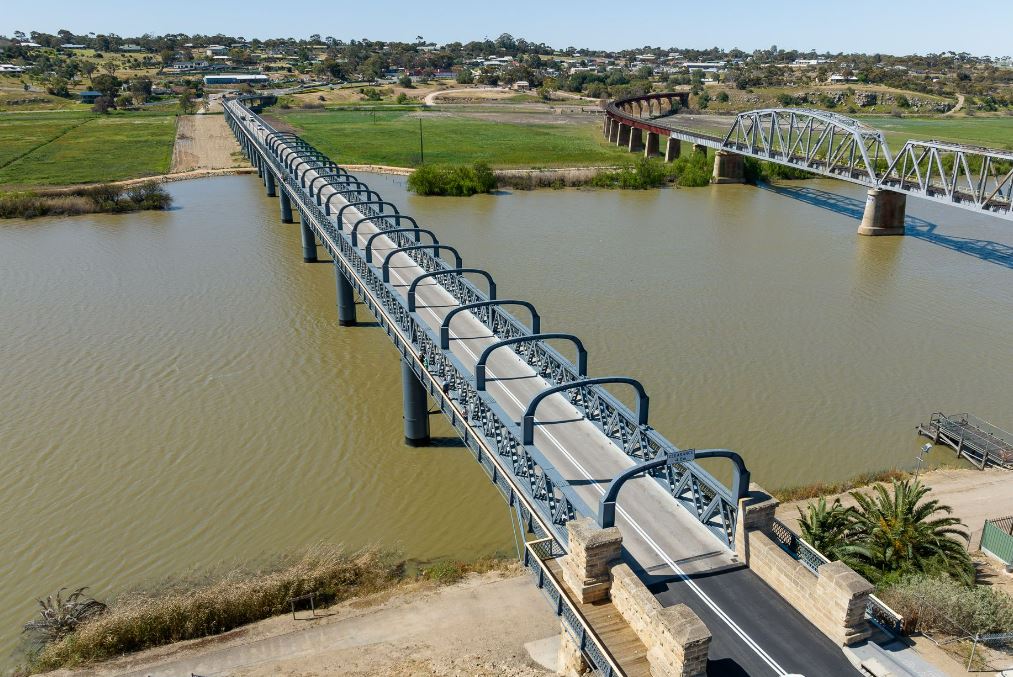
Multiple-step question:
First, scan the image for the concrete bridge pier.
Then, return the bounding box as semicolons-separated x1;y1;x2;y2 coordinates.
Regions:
628;127;644;153
603;116;611;138
335;266;356;326
711;150;745;184
858;189;906;236
665;137;682;162
692;143;708;156
300;217;317;262
401;359;431;446
256;155;263;179
279;188;294;223
608;119;620;144
265;170;276;197
617;124;631;147
644;131;661;158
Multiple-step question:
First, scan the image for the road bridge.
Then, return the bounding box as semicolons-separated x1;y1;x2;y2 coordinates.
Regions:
225;96;889;676
605;93;1013;235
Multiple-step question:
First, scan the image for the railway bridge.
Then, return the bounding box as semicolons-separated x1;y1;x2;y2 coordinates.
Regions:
224;95;906;676
605;93;1013;235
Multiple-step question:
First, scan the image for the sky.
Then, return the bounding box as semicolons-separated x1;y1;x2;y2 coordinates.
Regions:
6;0;1012;57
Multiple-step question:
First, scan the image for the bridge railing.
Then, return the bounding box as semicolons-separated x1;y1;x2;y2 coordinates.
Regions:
226;96;740;546
769;518;905;635
226;100;589;543
524;537;622;677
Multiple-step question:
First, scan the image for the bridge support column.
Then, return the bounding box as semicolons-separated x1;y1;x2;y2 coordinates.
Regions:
256;155;263;179
665;137;681;162
608;119;620;144
617;124;630;147
711;150;745;184
335;265;356;326
692;143;708;157
602;115;610;138
559;518;622;604
857;189;906;236
644;131;660;158
628;127;644;153
401;359;431;446
300;217;317;262
265;169;276;197
279;188;293;223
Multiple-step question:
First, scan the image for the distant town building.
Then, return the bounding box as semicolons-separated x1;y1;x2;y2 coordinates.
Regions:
203;73;269;85
60;44;87;49
0;64;26;73
206;45;229;56
828;74;859;83
119;44;144;52
169;60;210;71
513;80;530;91
79;90;103;103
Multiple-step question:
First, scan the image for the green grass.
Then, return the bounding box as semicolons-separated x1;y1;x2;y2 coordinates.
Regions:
273;109;630;168
857;116;1013;151
0;112;177;186
0;112;92;168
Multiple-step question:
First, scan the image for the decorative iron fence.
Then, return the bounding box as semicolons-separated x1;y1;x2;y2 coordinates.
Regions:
523;538;623;677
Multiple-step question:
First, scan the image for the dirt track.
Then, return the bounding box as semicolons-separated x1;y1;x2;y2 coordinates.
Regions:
170;115;245;173
54;568;558;677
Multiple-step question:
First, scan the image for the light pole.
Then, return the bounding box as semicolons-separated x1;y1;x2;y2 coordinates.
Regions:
914;442;932;481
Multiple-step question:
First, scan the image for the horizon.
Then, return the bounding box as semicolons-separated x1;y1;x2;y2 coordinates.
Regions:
6;0;1012;59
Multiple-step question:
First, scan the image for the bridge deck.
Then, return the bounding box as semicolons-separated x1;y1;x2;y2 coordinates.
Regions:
231;103;862;676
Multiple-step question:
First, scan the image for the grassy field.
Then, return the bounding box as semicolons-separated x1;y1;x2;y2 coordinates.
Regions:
0;112;177;186
856;115;1013;150
273;109;630;168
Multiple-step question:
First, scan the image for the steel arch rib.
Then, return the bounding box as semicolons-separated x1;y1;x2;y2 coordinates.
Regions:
440;300;540;350
351;214;418;244
333;199;399;221
381;244;464;283
406;267;494;312
325;188;382;220
365;228;439;262
309;174;358;201
522;377;648;446
475;333;586;391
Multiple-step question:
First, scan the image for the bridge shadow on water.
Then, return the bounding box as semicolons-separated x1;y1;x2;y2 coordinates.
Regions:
758;183;1013;270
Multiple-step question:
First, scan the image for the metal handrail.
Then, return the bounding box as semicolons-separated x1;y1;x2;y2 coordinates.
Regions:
524;538;623;677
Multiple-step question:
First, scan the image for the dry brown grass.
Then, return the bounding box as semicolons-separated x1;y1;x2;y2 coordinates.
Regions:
27;546;403;672
772;469;910;503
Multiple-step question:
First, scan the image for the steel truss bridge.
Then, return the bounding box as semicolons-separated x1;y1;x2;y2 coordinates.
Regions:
225;95;862;676
607;94;1013;220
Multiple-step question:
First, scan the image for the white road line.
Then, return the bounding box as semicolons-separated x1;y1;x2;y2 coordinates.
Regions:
252;128;787;675
381;248;787;676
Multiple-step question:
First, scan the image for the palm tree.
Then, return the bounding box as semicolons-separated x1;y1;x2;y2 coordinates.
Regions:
846;479;973;584
798;497;855;560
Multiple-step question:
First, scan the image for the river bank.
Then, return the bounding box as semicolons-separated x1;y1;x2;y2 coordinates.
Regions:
41;567;557;677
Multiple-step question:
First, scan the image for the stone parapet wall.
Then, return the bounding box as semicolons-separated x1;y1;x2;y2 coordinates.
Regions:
737;485;873;646
610;565;709;677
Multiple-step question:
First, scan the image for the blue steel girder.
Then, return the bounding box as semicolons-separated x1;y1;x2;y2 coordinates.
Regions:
291;157;337;188
407;268;496;313
325;188;384;218
224;94;744;552
308;171;354;198
522;377;649;446
475;334;587;392
351;214;419;245
440;300;540;350
332;199;399;221
365;228;439;263
381;244;463;283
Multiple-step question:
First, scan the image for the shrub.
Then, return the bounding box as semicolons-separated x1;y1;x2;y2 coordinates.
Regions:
28;546;402;671
407;162;497;196
880;574;1013;636
0;183;172;219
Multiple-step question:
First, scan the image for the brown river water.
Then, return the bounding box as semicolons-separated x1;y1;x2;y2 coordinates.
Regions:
2;173;1011;665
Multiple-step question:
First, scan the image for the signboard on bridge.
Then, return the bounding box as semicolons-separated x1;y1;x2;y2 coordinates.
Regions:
667;450;696;464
